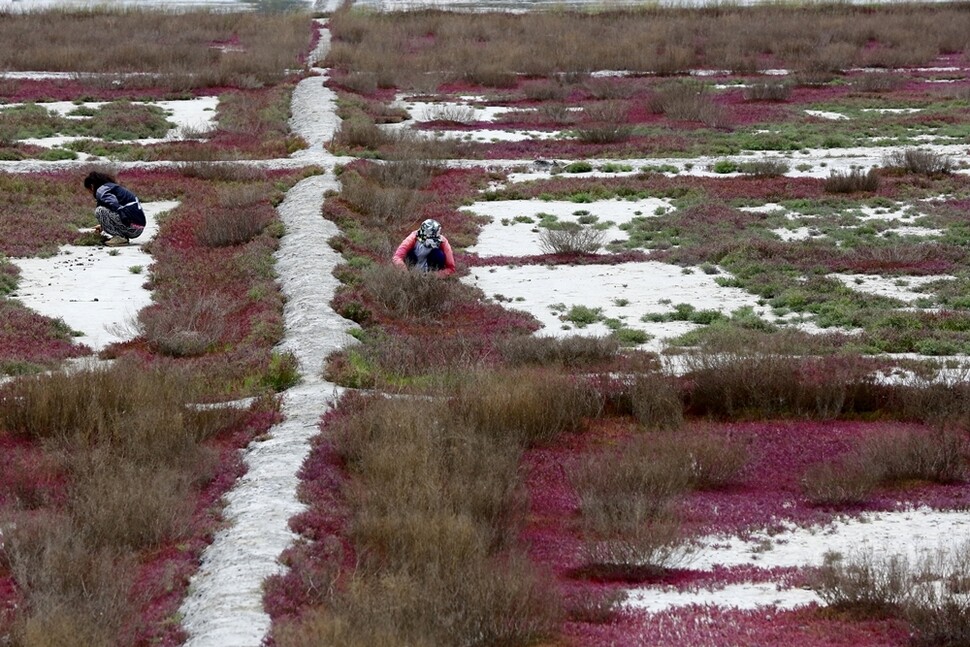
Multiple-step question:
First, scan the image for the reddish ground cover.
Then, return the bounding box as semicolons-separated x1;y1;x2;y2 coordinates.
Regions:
518;417;967;645
572;605;910;647
0;302;90;372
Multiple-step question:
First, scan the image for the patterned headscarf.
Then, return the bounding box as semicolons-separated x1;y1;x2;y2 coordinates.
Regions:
417;219;442;249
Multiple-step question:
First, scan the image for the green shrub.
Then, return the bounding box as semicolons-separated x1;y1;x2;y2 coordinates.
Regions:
712;159;739;174
563;161;593;173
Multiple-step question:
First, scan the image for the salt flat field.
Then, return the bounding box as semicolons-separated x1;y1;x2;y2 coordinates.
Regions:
0;0;954;11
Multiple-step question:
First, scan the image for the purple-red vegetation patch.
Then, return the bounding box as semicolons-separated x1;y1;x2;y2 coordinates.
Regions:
572;605;909;647
0;302;90;369
517;417;969;644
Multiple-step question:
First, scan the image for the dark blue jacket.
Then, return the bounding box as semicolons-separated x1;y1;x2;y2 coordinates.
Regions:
95;182;146;227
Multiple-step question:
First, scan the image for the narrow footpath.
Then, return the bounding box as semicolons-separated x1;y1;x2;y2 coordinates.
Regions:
178;23;359;647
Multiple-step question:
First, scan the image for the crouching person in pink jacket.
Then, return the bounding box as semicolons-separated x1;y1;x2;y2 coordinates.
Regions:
392;219;456;276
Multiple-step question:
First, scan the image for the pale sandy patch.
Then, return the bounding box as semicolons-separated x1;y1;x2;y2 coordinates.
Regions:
626;508;970;611
462;197;673;256
830;273;949;303
462;262;769;351
9;201;178;350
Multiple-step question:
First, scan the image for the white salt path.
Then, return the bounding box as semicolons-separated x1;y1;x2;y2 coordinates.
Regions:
178;174;357;647
10;201;177;351
178;23;358;647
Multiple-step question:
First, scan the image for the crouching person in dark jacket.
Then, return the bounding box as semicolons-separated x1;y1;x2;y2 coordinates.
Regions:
83;171;147;247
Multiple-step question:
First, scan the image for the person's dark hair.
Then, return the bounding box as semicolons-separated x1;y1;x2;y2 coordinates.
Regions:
83;171;116;191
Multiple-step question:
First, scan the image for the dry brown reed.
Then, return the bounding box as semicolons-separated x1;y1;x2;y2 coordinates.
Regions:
743;81;792;102
0;361;246;646
330;115;393;152
802;459;880;507
328;331;490;389
899;379;970;429
738;158;790;178
195;184;276;247
538;223;606;254
883;148;953;175
274;553;560;647
360;264;474;321
812;550;910;615
176;161;268;183
803;427;968;506
647;80;727;127
138;290;240;357
369;158;436;190
287;388;562;647
328;6;967;89
66;451;198;550
564;589;627;624
811;544;970;644
824;168;881;193
451;368;603;447
905;543;970;647
333;399;526;557
0;10;312;89
571;435;689;575
4;513;137;646
522;78;568;101
574;100;633;143
339;169;426;228
628;372;683;431
497;334;620;368
852;72;903;93
861;427;968;485
679;330;880;419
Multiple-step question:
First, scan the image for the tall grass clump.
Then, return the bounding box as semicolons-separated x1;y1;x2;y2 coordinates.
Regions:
802;427;968;506
452;368;602;448
360;264;473;321
571;436;688;577
680;330;875;419
738;158;789;178
195;184;277;247
0;360;247;645
326;6;970;89
883;148;953;175
276;391;562;647
852;72;902;93
812;543;970;645
138;290;240;357
743;81;792;102
497;334;620;368
339;167;426;229
647;79;727;127
3;516;139;646
574;100;633;144
628;372;683;431
0;10;313;89
538;222;606;254
812;550;910;615
330;114;392;153
570;429;744;578
824;167;880;193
